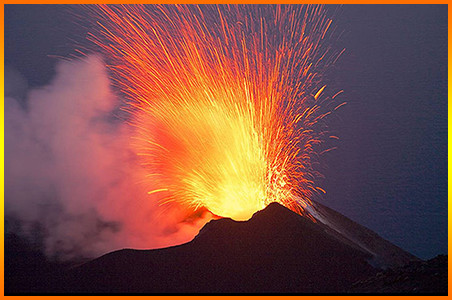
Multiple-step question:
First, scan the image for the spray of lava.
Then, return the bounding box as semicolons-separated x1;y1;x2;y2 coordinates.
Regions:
88;4;342;221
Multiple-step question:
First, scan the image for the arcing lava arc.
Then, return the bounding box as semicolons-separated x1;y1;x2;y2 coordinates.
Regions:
88;4;343;220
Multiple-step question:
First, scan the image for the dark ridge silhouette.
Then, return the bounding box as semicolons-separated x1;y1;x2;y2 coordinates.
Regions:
6;202;446;295
59;202;406;293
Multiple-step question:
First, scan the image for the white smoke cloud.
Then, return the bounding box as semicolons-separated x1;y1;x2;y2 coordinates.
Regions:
5;55;211;261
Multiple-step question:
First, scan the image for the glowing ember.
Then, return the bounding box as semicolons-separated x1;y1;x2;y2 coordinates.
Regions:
88;4;341;220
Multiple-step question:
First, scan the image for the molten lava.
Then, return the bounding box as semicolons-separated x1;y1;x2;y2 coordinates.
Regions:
89;4;341;220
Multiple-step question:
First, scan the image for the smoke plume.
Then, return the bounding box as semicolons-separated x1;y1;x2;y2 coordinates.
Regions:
5;55;211;261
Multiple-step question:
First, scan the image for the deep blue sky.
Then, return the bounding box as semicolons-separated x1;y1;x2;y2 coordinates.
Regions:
322;5;447;260
5;5;447;259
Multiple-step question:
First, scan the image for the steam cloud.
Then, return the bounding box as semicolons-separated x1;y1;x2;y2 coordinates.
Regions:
5;56;211;261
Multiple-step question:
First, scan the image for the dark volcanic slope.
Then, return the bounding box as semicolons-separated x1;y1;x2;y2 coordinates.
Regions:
62;203;377;293
348;255;448;294
308;201;419;268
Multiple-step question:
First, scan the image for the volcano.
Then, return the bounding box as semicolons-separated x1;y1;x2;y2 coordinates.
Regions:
6;202;446;295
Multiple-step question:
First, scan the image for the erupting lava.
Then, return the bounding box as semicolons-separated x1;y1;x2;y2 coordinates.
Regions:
89;5;342;220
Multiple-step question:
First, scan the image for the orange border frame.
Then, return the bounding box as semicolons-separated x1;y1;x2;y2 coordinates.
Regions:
1;2;450;299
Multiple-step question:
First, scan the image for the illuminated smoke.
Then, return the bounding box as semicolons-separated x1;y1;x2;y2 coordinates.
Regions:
5;56;211;260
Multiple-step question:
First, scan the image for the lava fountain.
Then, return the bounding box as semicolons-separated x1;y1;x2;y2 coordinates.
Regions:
88;4;342;220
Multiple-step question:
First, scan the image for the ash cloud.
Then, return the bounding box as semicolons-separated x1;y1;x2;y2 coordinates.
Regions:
5;56;211;261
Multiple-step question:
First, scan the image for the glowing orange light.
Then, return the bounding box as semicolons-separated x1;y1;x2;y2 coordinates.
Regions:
89;4;339;220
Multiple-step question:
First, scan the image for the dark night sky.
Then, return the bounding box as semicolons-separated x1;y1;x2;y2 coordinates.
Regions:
5;5;447;260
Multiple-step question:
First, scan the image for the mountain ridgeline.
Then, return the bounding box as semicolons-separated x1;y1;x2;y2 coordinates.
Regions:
6;202;447;294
